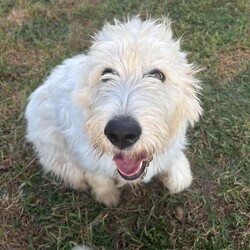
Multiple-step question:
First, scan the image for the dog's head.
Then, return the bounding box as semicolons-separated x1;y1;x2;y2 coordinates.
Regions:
75;17;202;181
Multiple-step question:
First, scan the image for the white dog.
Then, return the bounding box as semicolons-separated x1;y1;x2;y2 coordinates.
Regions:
25;17;202;207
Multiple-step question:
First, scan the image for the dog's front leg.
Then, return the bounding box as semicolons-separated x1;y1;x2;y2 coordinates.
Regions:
160;152;193;194
84;172;120;207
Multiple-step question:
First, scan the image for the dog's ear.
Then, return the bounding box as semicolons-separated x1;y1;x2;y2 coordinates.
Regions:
170;95;202;140
72;76;93;113
183;69;203;127
170;67;202;138
184;92;203;127
73;85;91;111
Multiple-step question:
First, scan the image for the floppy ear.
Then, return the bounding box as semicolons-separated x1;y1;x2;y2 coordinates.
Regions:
169;68;202;139
183;69;203;127
72;57;103;112
185;92;203;126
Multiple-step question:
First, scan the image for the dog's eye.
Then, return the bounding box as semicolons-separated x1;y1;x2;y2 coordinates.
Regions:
101;68;118;82
102;68;116;76
147;69;165;82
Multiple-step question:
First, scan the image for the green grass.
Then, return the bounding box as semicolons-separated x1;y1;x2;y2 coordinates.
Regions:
0;0;249;249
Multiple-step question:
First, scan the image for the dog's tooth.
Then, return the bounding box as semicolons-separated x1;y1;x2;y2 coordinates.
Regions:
142;168;147;179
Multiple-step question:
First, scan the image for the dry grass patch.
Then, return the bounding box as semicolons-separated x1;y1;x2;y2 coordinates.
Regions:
216;48;250;84
7;8;31;26
67;21;93;51
3;44;48;70
0;192;33;249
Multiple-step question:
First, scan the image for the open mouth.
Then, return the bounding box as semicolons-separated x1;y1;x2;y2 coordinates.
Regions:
113;152;151;181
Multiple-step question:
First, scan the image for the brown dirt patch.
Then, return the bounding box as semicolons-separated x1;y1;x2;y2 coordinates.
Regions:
3;44;47;68
7;8;31;26
216;48;250;84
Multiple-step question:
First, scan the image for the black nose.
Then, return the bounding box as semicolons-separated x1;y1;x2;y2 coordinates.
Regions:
104;116;142;149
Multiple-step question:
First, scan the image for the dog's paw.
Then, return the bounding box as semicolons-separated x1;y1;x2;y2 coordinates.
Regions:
64;173;89;191
95;186;120;207
77;180;90;191
160;153;193;194
84;172;120;207
161;170;193;194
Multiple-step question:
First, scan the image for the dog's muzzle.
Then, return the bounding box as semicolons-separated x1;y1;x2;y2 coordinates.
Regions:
104;116;152;180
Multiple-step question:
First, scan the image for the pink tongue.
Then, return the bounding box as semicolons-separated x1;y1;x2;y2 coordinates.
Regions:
113;154;143;177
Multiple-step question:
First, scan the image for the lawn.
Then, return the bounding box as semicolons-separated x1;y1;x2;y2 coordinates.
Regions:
0;0;249;249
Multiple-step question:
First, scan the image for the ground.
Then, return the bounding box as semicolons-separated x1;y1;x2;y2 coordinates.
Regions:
0;0;249;249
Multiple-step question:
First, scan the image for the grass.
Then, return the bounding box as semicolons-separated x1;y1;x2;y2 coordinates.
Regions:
0;0;249;249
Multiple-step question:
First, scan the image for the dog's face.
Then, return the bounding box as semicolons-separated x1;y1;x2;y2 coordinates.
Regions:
76;18;202;181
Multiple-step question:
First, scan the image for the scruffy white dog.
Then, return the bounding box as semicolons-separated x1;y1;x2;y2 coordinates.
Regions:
25;17;202;207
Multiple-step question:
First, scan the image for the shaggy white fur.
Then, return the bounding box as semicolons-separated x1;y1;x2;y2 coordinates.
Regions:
25;17;202;207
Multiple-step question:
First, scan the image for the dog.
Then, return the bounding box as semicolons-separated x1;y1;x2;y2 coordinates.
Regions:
25;16;202;207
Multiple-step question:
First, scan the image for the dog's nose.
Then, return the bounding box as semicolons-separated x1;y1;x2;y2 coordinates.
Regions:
104;116;141;149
